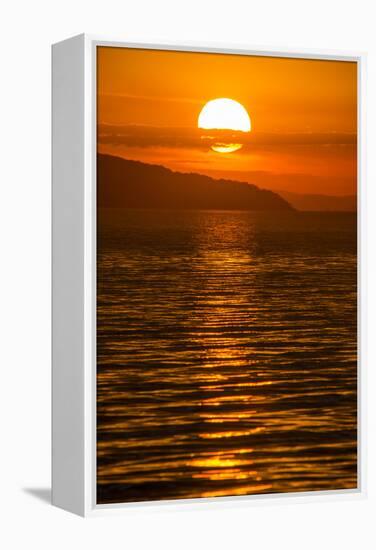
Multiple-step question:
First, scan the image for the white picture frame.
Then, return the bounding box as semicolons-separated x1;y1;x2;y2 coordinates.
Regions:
52;34;366;517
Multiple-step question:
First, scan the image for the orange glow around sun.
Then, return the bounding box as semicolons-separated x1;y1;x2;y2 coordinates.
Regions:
97;47;357;197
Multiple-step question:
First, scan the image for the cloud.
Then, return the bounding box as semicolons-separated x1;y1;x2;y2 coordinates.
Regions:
99;124;203;148
98;123;356;152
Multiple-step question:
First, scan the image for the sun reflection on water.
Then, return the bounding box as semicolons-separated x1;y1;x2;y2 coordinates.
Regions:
97;210;357;503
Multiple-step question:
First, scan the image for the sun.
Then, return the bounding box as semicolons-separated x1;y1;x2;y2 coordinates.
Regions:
198;98;251;153
198;98;251;132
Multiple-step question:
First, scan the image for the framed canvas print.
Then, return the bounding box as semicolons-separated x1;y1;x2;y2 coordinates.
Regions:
52;35;365;516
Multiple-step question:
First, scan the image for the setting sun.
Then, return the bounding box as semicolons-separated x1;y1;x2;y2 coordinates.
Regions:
198;98;251;153
198;98;251;131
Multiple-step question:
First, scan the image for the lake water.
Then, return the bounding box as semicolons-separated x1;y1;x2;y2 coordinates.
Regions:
96;209;357;504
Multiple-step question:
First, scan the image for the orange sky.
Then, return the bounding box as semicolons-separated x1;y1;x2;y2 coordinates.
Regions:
97;46;357;196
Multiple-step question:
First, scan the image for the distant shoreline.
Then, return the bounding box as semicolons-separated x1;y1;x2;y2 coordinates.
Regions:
98;153;356;213
97;153;294;212
97;206;357;215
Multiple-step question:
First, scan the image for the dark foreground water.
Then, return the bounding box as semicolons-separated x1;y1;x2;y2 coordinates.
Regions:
97;209;357;504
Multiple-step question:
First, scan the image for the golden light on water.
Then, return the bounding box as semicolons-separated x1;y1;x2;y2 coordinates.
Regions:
199;427;265;439
97;209;358;503
198;98;251;153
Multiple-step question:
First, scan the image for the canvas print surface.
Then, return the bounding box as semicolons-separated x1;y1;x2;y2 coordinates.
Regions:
96;46;357;504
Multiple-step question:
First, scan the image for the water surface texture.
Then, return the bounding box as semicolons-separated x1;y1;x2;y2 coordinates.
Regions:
97;210;357;504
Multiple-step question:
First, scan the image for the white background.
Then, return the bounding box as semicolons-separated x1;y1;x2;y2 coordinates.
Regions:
1;0;375;547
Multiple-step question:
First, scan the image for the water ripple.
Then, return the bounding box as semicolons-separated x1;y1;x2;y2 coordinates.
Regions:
97;210;357;503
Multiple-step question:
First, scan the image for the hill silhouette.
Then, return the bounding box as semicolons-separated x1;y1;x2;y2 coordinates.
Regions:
278;190;356;212
98;154;293;211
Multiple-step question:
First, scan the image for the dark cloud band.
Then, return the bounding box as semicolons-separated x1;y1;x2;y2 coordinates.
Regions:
98;123;356;151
